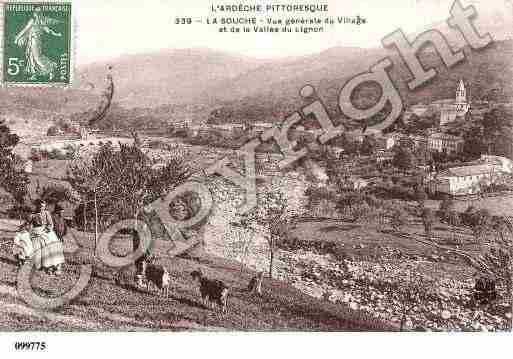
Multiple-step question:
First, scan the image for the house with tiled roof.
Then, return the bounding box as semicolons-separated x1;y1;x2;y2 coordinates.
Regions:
427;132;464;154
429;155;512;196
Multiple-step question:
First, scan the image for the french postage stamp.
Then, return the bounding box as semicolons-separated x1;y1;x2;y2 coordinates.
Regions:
2;2;72;85
0;1;512;354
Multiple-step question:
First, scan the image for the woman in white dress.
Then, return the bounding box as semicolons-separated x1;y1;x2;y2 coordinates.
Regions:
14;199;65;275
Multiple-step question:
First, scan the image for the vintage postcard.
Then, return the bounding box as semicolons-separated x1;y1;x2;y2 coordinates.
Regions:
0;0;512;356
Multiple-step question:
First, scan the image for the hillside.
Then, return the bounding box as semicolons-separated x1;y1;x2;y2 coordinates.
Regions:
0;87;99;118
77;48;266;109
0;48;267;129
200;47;385;104
0;218;392;331
204;40;513;125
2;15;511;130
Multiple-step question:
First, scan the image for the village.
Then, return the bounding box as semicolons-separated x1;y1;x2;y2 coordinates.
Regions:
13;79;513;199
0;77;511;331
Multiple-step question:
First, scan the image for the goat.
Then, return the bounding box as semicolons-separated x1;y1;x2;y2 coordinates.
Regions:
143;261;171;297
190;269;229;313
247;272;264;295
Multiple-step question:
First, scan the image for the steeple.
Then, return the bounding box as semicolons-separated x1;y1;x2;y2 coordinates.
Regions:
455;79;470;117
455;79;466;104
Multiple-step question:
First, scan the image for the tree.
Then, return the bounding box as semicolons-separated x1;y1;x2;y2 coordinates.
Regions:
68;158;113;248
390;206;408;233
439;197;455;221
231;213;259;272
393;146;416;172
463;207;493;240
446;210;461;244
422;207;436;240
487;217;513;324
337;134;359;156
375;205;390;232
360;135;377;156
415;187;428;207
304;185;335;218
46;125;61;136
68;143;190;251
481;106;513;157
56;118;74;133
0;120;29;205
461;205;477;227
39;184;74;207
414;145;432;166
482;107;511;134
241;190;295;279
462;127;486;160
335;191;366;221
259;191;293;279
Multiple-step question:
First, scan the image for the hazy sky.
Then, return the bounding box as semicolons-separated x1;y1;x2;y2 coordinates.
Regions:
74;0;512;64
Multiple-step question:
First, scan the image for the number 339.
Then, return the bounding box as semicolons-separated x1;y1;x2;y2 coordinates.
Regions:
175;18;192;24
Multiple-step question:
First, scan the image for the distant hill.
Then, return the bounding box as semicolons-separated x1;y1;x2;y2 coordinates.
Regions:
77;48;266;109
0;48;265;128
204;40;513;125
1;14;511;131
0;86;98;118
199;47;385;105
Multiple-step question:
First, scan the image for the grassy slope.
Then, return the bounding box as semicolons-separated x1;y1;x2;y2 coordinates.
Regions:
4;158;505;331
0;225;393;331
292;218;484;253
0;157;393;331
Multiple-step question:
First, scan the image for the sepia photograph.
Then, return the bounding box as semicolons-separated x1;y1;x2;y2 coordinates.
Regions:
0;0;512;356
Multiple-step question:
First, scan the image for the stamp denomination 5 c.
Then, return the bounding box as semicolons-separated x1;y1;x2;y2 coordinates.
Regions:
2;2;72;85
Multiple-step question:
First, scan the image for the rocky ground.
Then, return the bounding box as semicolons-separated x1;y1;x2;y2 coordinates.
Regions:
203;177;512;332
280;249;511;331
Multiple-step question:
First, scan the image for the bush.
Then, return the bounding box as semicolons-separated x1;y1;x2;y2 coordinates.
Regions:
0;194;14;211
148;140;164;149
335;191;383;222
39;148;75;160
40;184;72;206
30;149;43;162
305;186;335;212
47;126;60;136
461;207;493;240
438;198;455;222
415;188;428;205
6;204;32;220
370;183;416;201
390;207;408;232
169;191;202;222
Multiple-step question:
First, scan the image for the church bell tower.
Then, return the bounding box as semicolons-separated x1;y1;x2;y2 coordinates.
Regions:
455;79;470;116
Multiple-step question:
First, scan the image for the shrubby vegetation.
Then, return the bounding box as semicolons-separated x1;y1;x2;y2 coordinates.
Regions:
68;142;191;246
0;120;29;205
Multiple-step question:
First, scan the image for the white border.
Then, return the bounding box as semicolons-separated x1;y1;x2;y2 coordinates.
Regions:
0;332;513;358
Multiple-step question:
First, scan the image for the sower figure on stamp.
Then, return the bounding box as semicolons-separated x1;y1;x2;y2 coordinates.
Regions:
14;7;62;81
